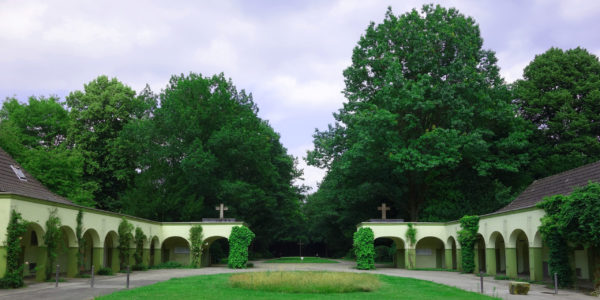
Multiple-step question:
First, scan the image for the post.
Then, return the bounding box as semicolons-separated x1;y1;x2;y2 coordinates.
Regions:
480;271;484;294
554;272;558;294
126;265;130;289
55;264;60;287
91;265;95;288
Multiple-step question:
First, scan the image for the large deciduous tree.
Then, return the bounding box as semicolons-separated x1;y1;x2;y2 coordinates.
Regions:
66;76;156;210
122;73;303;253
307;5;530;225
515;47;600;178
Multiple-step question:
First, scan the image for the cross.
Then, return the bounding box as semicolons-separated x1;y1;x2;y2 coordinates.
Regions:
378;203;390;219
215;203;228;219
297;240;304;257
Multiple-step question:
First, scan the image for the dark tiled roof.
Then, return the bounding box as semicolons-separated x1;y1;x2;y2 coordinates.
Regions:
0;148;73;205
496;160;600;213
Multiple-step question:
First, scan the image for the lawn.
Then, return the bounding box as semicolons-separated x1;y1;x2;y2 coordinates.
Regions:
264;256;339;263
98;272;498;300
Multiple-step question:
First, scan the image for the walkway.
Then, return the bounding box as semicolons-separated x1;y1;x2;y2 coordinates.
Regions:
0;260;594;300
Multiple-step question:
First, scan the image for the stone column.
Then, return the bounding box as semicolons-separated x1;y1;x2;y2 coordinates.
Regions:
405;248;416;269
486;248;497;275
66;247;78;277
36;246;47;282
445;249;453;270
505;247;517;278
92;247;103;273
529;247;543;281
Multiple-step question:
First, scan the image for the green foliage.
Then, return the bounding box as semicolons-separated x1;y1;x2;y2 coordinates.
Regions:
536;183;600;287
43;209;62;280
457;215;479;273
133;227;146;266
189;225;204;268
117;218;134;270
66;76;156;211
405;223;417;247
353;227;375;270
97;267;114;275
515;47;600;179
0;210;28;289
75;209;85;276
0;96;95;206
228;226;255;269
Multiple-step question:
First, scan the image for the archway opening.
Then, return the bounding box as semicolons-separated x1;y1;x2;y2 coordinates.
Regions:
56;226;76;276
374;237;405;268
161;236;190;265
104;231;118;271
149;236;159;267
492;233;506;274
514;230;530;277
476;234;486;273
415;237;445;269
21;223;44;278
202;236;228;267
82;229;100;273
447;236;457;270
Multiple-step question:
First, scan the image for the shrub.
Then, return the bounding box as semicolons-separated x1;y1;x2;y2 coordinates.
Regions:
44;209;62;280
117;218;133;270
228;226;255;269
133;227;146;267
353;227;375;270
457;215;479;273
189;225;204;268
0;210;28;289
97;267;114;275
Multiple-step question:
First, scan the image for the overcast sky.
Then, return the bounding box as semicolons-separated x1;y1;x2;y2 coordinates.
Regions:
1;0;599;192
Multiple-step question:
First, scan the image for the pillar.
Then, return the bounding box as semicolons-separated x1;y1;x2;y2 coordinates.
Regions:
529;247;543;281
0;247;6;278
456;249;462;272
66;247;78;277
405;248;416;269
111;247;120;273
36;247;47;282
486;248;497;275
506;247;517;278
445;249;453;270
93;248;103;273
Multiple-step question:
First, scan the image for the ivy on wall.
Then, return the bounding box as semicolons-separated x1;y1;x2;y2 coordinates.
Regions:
133;227;146;269
117;218;133;270
353;227;375;270
228;226;255;269
457;215;479;274
405;223;417;268
0;210;28;288
189;225;204;268
43;209;62;280
538;182;600;288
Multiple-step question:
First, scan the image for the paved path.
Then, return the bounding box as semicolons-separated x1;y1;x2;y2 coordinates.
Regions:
0;260;595;299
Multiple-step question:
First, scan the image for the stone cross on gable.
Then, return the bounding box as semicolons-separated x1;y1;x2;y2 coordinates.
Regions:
378;203;390;219
215;203;228;219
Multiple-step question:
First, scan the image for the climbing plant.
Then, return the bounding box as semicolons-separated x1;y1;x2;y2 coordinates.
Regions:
538;183;600;288
117;218;134;270
189;225;204;268
353;227;375;270
43;209;62;280
0;210;28;288
75;209;85;276
457;215;479;273
228;226;255;269
405;223;417;268
133;227;146;268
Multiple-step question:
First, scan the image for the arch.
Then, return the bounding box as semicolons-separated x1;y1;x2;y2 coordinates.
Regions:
149;236;159;267
415;236;445;269
446;236;458;270
56;226;77;276
21;222;45;277
508;229;529;248
83;228;101;247
201;235;228;267
490;231;506;274
476;234;486;273
60;225;77;248
161;236;191;265
509;229;530;276
374;236;405;268
104;231;119;271
532;231;542;248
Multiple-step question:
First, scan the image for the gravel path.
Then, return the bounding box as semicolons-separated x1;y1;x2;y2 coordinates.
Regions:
0;260;594;300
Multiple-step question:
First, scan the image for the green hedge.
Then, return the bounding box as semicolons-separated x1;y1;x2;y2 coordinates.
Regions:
457;215;479;273
228;226;255;269
353;227;375;270
0;210;28;288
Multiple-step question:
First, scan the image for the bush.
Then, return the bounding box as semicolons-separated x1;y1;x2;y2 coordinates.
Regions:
228;226;255;269
97;267;114;275
118;218;134;270
133;227;147;267
353;227;375;270
457;215;479;273
43;209;62;280
0;210;28;289
189;225;204;268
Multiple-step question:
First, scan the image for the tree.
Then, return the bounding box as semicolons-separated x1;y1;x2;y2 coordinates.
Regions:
0;97;95;206
515;47;600;178
133;227;146;267
117;218;134;270
189;225;204;268
121;73;303;255
43;209;62;280
66;76;156;210
307;5;529;223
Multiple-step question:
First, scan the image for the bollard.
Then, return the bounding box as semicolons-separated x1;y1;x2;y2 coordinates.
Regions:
55;264;60;287
480;271;484;294
91;265;95;288
126;265;130;289
554;272;558;294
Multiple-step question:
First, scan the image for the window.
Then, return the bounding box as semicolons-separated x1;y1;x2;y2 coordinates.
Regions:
10;165;27;181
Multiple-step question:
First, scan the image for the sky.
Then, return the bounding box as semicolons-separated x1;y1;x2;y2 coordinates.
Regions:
1;0;600;192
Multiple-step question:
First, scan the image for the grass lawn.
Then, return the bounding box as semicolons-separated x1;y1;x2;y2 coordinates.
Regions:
98;272;498;300
264;256;339;263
